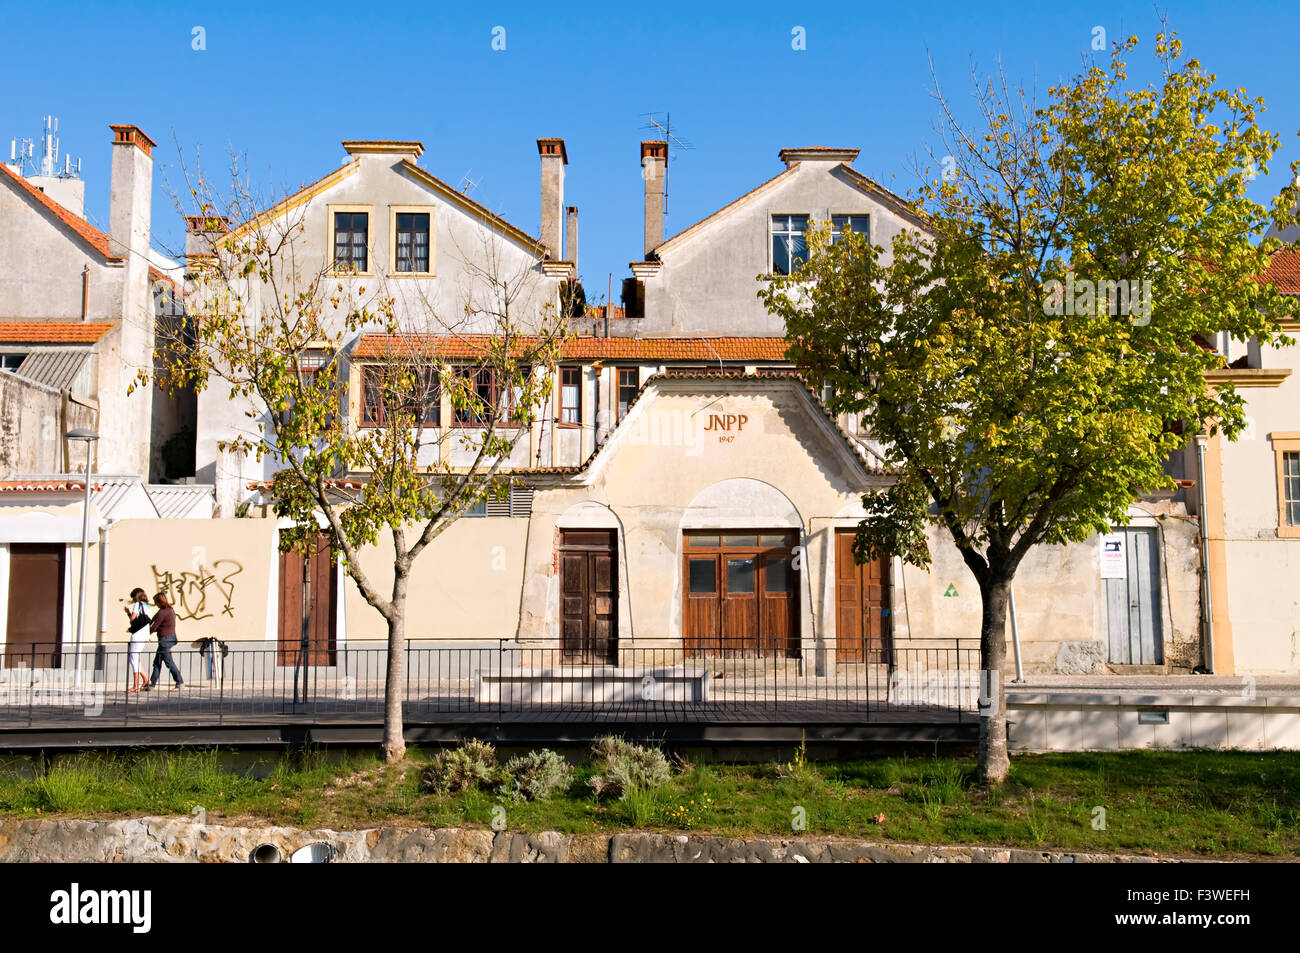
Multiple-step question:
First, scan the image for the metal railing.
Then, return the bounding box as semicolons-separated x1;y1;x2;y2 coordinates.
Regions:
0;638;982;729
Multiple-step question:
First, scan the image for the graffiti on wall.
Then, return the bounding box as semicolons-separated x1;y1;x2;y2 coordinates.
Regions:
151;560;244;621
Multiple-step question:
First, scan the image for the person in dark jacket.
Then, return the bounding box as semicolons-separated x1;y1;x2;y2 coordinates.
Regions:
144;591;184;691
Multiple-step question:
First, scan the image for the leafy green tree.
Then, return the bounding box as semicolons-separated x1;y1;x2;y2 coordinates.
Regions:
761;34;1298;782
159;161;568;762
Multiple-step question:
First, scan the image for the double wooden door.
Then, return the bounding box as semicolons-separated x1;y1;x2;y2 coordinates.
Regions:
835;529;892;663
683;531;798;658
277;532;337;666
559;530;618;664
4;544;64;668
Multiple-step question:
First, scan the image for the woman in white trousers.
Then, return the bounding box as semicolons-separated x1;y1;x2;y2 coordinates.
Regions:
124;587;152;693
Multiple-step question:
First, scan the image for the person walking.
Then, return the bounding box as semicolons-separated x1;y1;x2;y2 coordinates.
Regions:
143;591;184;691
123;587;152;693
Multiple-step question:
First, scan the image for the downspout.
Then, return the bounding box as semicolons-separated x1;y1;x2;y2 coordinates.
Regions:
1195;434;1215;673
96;519;113;676
1008;583;1025;683
81;263;89;322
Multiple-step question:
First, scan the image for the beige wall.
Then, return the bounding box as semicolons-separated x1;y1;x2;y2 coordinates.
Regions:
103;518;277;644
343;517;529;641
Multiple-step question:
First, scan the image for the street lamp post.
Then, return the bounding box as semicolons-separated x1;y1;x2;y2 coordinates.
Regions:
66;428;99;688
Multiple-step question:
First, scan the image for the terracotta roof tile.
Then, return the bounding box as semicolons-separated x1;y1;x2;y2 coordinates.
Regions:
0;322;115;344
1262;248;1300;294
0;162;118;261
0;481;99;493
351;334;789;362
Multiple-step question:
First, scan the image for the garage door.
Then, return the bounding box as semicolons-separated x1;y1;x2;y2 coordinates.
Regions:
682;531;798;658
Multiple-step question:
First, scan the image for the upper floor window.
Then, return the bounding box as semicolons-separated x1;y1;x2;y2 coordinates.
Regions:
559;366;582;425
831;214;870;243
334;211;369;273
1272;433;1300;538
616;367;639;420
453;366;498;427
395;212;430;273
771;215;809;276
361;364;439;428
0;352;27;371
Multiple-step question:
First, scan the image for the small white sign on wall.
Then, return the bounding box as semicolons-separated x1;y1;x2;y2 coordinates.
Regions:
1099;532;1127;579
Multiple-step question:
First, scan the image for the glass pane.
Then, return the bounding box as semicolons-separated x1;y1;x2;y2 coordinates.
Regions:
688;558;716;594
687;534;719;548
790;234;808;269
722;534;758;548
772;235;790;275
764;557;791;593
726;557;755;594
759;533;792;548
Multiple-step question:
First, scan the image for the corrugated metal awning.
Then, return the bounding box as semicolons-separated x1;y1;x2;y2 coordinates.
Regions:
16;348;94;395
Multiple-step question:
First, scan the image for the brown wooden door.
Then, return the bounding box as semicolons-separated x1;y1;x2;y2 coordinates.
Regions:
559;530;617;664
4;544;64;668
683;532;797;658
835;529;891;663
277;533;337;666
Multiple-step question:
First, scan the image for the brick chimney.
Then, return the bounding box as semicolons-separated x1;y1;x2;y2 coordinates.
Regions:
565;206;578;270
184;214;230;266
641;141;667;257
537;138;567;260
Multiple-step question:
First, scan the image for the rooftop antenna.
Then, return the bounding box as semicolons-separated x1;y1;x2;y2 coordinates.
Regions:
458;169;481;196
641;111;691;225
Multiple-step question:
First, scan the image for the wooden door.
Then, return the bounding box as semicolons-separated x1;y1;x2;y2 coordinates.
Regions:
835;529;891;663
277;533;337;666
1105;528;1163;665
683;532;798;658
4;544;64;668
559;530;617;664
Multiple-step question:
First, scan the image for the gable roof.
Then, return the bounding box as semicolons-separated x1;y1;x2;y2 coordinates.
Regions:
518;371;891;484
1263;248;1300;295
0;162;120;261
351;333;790;362
652;155;930;258
225;158;362;239
0;322;115;344
397;160;545;255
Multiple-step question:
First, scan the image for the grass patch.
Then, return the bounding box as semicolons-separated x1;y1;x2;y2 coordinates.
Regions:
1;749;1298;858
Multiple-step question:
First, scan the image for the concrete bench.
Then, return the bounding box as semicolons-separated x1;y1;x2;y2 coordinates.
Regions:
476;666;711;704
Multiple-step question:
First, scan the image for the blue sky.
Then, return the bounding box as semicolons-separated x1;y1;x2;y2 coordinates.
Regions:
3;1;1298;299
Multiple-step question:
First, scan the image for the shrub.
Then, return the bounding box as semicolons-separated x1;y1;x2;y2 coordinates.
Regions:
587;736;672;801
420;740;500;794
498;749;572;803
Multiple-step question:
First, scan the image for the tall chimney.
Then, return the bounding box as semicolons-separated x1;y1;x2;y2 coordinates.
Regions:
641;141;667;258
109;124;155;261
565;206;578;269
184;214;230;265
537;138;567;260
107;123;157;478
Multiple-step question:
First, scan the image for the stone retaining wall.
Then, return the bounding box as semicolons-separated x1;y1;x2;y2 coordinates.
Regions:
0;817;1172;863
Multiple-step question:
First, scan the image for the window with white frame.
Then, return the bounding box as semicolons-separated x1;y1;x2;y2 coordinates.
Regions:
831;214;870;243
771;214;809;276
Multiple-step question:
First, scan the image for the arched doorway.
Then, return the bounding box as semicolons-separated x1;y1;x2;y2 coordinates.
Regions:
679;479;802;659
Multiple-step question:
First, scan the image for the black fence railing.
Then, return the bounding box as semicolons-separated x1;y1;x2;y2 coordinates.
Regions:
0;639;983;729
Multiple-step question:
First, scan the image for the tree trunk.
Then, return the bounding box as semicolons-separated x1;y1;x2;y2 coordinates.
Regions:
977;574;1011;784
382;570;408;763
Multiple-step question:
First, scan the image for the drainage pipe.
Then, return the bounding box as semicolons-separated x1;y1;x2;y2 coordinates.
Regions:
1195;434;1215;673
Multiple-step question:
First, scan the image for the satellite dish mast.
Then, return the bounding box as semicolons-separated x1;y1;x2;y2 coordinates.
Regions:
641;112;691;227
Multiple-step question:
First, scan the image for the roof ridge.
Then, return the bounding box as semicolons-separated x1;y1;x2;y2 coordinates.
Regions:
0;162;119;261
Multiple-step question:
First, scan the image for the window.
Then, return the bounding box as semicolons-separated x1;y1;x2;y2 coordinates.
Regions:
360;364;439;428
688;558;717;593
333;211;369;272
0;353;27;371
395;212;430;273
454;366;498;427
831;214;870;243
616;367;639;420
1284;452;1300;526
559;367;581;425
1272;433;1300;538
726;556;756;594
506;365;533;425
771;214;809;276
279;350;332;426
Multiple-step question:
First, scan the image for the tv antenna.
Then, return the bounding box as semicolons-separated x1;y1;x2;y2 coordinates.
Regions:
641;112;691;222
458;169;481;196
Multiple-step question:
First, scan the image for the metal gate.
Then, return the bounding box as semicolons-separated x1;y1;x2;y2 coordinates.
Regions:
1104;528;1163;666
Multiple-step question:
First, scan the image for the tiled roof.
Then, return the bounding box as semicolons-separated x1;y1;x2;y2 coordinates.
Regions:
0;481;98;493
0;322;115;344
585;305;627;320
246;478;367;491
351;334;789;362
0;162;119;261
1262;248;1300;294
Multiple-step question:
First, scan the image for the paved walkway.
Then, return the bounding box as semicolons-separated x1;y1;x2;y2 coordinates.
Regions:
1008;675;1300;696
